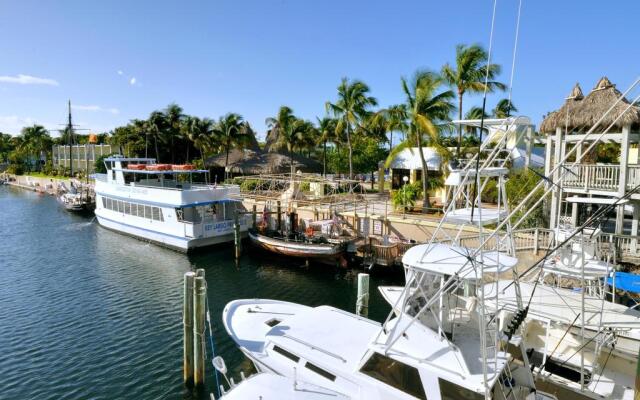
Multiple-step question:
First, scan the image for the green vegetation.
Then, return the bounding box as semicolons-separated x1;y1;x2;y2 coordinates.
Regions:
505;169;547;228
391;182;423;211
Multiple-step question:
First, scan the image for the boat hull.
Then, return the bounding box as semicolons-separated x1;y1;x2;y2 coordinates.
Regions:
96;214;243;253
248;230;344;260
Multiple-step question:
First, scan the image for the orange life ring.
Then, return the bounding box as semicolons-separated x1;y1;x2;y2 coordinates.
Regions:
305;227;314;236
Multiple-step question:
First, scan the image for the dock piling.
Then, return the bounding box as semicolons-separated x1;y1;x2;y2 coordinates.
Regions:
183;271;195;386
193;269;206;388
252;204;257;229
234;211;242;260
356;273;370;317
277;201;282;231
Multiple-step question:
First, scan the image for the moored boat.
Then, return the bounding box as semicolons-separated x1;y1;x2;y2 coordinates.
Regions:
94;155;248;252
248;228;346;263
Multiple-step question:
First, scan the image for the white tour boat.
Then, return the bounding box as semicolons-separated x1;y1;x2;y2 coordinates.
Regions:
94;156;247;252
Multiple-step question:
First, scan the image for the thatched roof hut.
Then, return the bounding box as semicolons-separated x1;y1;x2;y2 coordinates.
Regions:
540;77;640;133
206;148;322;175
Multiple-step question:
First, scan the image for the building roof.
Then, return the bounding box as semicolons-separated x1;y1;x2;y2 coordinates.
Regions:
388;147;441;170
540;77;640;133
206;148;322;174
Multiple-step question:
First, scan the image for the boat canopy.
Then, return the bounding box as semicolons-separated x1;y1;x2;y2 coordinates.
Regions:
608;272;640;294
402;243;517;276
114;168;209;174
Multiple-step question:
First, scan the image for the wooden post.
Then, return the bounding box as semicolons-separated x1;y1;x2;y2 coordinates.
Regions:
525;126;533;169
193;270;206;388
183;271;195;386
277;201;282;232
356;273;370;317
234;211;242;260
533;227;539;255
252;204;257;229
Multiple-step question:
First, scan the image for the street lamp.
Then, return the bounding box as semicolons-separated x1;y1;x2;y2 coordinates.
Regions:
402;175;409;219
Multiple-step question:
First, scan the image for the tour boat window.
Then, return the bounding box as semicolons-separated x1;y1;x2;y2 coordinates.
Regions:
101;198;106;208
152;207;163;222
305;362;336;382
144;205;152;219
360;352;426;400
124;202;131;215
265;318;281;327
176;208;184;222
272;346;300;363
438;378;483;400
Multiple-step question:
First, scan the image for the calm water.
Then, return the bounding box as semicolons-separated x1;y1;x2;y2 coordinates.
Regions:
0;186;398;399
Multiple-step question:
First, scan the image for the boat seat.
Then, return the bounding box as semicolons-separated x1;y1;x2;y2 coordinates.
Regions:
448;296;477;324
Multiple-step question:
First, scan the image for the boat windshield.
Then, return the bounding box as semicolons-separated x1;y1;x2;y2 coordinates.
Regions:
359;352;426;399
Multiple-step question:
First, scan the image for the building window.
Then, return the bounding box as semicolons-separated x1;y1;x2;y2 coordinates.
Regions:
360;352;426;399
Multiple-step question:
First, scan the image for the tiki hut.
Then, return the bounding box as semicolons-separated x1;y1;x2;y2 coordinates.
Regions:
540;77;640;134
206;148;322;175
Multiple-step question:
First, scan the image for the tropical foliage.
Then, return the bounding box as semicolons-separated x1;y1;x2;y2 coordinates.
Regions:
442;44;506;156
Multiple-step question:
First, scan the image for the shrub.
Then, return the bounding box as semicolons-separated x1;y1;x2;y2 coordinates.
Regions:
7;164;25;175
391;182;423;211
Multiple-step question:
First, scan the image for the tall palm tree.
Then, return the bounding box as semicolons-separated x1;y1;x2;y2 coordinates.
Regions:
492;99;518;118
316;117;338;176
266;106;297;172
20;125;51;171
398;70;455;210
147;111;166;162
163;103;184;164
326;78;378;179
442;44;505;156
184;116;217;165
463;106;489;137
214;113;248;179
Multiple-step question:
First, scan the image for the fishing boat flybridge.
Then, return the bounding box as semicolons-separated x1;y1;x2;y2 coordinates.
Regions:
94;156;247;252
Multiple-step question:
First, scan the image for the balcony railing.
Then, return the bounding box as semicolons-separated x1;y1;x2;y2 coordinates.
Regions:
561;164;640;192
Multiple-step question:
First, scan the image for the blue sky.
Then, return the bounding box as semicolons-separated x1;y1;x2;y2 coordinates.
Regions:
1;1;638;141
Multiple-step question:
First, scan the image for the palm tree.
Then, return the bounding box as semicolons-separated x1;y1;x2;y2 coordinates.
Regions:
442;44;505;156
326;78;378;179
396;70;455;210
147;111;166;162
214;113;248;179
20;125;52;171
492;99;518;118
184;116;217;165
316;117;338;176
266;106;297;172
163;103;184;163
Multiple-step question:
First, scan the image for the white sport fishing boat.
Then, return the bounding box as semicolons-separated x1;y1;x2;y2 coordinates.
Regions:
219;373;349;400
94;156;248;252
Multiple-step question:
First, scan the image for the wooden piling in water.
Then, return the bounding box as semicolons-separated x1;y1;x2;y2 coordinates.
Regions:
356;273;370;317
183;271;195;386
252;204;257;229
234;211;242;260
193;269;206;388
277;201;282;231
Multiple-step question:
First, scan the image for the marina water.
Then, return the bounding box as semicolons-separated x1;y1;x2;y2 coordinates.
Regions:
0;186;397;399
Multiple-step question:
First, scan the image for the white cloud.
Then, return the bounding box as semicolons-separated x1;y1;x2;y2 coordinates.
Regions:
0;115;37;135
129;77;137;85
72;104;119;114
0;74;59;86
117;70;124;75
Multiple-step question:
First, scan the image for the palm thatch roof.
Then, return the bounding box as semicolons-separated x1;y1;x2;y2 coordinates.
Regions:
540;77;640;133
206;148;322;175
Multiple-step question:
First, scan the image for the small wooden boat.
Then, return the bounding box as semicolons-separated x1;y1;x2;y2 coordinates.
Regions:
248;228;346;262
